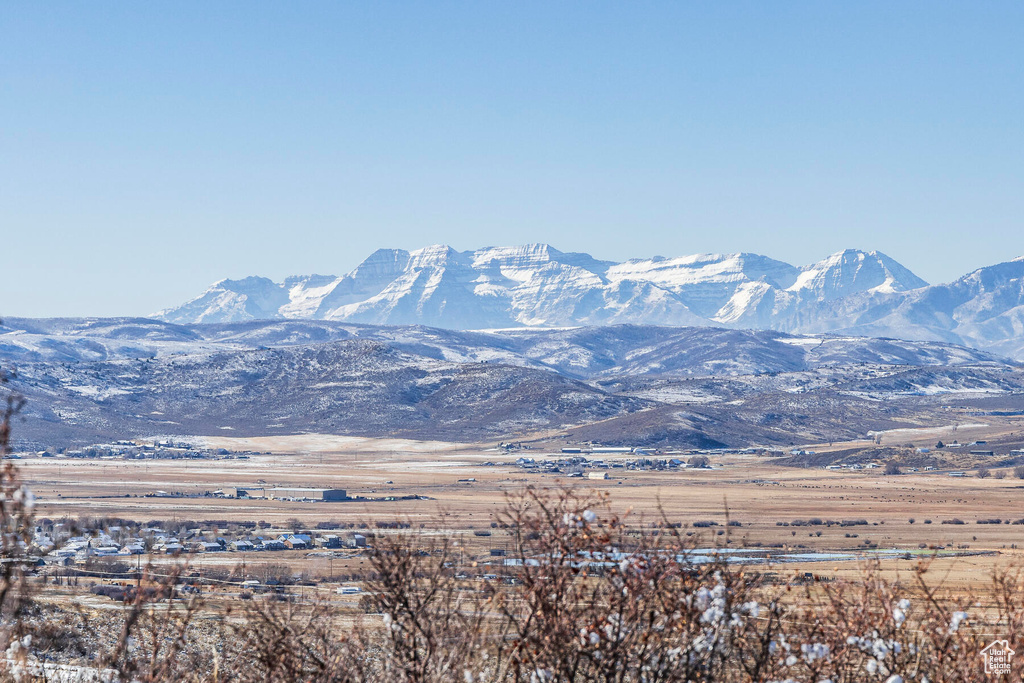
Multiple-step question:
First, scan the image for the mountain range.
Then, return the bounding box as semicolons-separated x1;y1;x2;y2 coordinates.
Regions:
2;318;1021;449
156;245;1024;360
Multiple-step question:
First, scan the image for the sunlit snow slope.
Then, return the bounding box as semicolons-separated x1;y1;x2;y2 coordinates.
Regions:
155;245;1024;359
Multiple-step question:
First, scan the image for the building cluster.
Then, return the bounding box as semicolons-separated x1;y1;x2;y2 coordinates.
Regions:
14;440;259;461
217;487;348;501
823;463;883;471
511;455;695;475
558;446;773;456
34;523;368;566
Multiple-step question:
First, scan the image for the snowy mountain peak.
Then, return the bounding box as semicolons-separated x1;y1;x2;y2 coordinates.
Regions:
349;248;412;275
151;245;1024;360
157;276;288;324
786;249;927;300
157;246;933;327
406;244;464;269
470;244;615;277
475;242;555;260
211;275;277;292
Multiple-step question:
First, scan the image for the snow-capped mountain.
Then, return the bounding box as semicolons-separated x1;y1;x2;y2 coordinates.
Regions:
156;245;1024;359
715;249;930;329
826;257;1024;359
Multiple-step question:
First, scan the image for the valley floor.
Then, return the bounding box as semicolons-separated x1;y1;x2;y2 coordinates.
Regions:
19;423;1024;593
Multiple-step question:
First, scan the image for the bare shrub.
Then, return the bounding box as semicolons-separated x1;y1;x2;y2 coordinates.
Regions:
0;373;34;671
224;600;367;682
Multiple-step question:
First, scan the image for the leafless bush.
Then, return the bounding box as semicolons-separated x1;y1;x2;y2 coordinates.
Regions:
0;372;34;677
223;599;368;682
481;487;787;682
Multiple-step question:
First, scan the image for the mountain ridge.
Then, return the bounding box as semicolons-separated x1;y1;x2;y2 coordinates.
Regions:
154;246;1024;359
3;320;1020;449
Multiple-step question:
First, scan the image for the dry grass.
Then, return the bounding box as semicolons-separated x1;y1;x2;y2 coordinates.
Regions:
8;417;1024;679
16;439;1024;586
8;485;1024;681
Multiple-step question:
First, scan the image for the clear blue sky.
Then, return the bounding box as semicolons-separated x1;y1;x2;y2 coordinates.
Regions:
2;2;1022;317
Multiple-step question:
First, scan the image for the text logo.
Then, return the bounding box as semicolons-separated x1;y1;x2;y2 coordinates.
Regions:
980;639;1014;676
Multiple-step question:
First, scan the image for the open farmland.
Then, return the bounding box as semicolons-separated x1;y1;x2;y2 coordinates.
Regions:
15;427;1024;592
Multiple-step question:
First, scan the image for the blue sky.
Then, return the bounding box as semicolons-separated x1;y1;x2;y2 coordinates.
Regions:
2;2;1022;317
